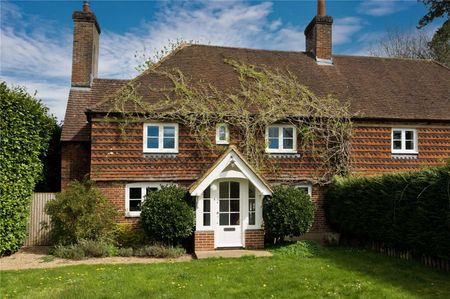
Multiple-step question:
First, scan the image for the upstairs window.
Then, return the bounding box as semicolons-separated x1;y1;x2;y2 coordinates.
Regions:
143;123;178;153
266;125;297;153
216;123;230;144
392;128;418;154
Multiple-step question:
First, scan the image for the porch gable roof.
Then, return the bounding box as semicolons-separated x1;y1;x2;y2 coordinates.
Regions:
189;145;272;196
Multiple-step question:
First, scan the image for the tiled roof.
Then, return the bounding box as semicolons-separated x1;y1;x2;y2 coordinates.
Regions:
63;44;450;141
61;78;128;141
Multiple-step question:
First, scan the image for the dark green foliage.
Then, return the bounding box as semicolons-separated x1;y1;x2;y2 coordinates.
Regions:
263;185;315;243
418;0;450;28
325;163;450;260
0;82;55;255
140;185;195;245
52;244;85;260
35;122;61;192
268;241;321;258
114;223;148;248
430;19;450;67
45;180;118;245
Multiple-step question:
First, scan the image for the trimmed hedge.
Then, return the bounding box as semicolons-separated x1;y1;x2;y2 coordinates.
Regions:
140;185;195;245
325;163;450;260
264;185;315;243
0;82;55;255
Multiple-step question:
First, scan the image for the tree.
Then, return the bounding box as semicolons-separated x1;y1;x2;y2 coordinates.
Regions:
417;0;450;29
369;28;434;60
0;82;55;255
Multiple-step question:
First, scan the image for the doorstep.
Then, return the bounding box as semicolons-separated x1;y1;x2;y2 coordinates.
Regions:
195;249;272;259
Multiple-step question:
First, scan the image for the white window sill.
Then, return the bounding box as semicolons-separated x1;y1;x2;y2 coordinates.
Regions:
216;140;230;145
143;150;179;154
391;151;418;155
125;212;141;218
266;150;297;154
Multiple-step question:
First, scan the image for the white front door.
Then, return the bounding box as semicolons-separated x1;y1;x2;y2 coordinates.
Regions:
215;181;243;247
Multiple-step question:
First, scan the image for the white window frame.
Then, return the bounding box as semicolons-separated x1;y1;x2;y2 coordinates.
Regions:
265;124;297;153
297;183;312;197
143;123;179;153
391;128;418;154
216;123;230;145
125;182;173;217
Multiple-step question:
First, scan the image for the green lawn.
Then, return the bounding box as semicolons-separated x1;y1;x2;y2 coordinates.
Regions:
1;242;449;299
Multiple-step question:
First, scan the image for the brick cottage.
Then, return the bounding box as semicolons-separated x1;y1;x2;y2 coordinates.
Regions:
61;1;450;251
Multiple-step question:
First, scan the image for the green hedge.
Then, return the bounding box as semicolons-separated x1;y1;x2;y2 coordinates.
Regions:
325;163;450;260
0;82;55;255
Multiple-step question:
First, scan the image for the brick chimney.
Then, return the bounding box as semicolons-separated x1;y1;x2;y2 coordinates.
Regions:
71;1;101;87
304;0;333;65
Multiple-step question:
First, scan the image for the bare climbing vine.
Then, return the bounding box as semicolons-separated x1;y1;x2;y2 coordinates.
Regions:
107;46;352;184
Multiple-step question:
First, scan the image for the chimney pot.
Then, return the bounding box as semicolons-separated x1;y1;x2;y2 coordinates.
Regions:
83;1;90;13
318;0;325;16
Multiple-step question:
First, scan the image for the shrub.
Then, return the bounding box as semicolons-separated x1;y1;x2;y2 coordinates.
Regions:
52;244;85;260
78;239;117;258
115;223;148;248
0;82;55;255
117;247;134;257
269;241;321;258
45;180;117;245
140;185;195;245
134;244;185;258
325;163;450;260
263;185;315;243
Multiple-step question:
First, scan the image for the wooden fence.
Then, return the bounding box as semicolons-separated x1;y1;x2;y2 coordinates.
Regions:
23;193;55;246
369;242;450;272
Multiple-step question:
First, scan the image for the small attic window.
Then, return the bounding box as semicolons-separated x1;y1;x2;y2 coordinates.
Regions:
216;123;230;145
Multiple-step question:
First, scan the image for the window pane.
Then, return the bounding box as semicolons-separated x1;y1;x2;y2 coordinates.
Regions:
283;127;293;138
393;140;402;149
145;187;158;198
298;187;309;195
230;182;240;198
406;140;414;150
147;138;159;149
268;138;279;149
218;125;226;140
249;183;255;198
230;213;240;225
129;187;142;199
204;200;210;212
230;200;239;212
405;130;414;140
220;182;229;198
249;198;255;211
147;126;159;137
283;138;293;149
219;213;229;225
249;212;255;225
163;137;175;149
393;131;401;140
163;126;175;137
203;186;211;199
268;127;279;138
220;200;229;212
203;213;210;226
129;200;141;211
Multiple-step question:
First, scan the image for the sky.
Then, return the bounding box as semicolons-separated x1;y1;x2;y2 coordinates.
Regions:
0;0;444;121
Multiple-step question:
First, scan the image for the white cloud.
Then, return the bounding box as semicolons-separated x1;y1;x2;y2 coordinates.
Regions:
1;0;365;121
358;0;412;17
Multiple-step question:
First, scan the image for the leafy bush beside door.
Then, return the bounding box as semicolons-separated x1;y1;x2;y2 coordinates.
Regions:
263;185;315;244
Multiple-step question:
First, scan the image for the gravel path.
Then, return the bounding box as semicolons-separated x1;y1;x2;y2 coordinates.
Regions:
0;247;193;271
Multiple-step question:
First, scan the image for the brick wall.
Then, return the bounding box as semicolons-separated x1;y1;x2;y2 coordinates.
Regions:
245;229;264;249
61;141;91;190
96;181;139;225
194;231;214;251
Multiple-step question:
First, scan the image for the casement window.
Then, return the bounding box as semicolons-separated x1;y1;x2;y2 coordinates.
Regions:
266;125;297;153
125;182;171;217
203;186;211;226
248;183;256;226
391;128;418;154
143;123;178;153
216;123;230;144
